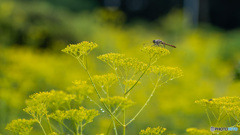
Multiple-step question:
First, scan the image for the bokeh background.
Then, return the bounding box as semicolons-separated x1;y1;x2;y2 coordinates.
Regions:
1;0;240;134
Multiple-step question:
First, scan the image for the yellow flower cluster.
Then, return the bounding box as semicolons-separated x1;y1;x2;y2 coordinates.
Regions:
26;90;76;109
23;90;77;121
23;103;48;120
5;119;36;135
49;106;99;124
48;110;68;122
139;126;166;135
141;46;170;59
97;53;147;72
97;53;125;67
195;96;240;114
61;41;98;58
149;65;183;79
186;128;211;135
67;80;93;102
120;57;147;71
93;73;118;89
100;96;135;110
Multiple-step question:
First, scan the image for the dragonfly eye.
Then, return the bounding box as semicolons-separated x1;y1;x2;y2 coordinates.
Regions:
153;40;156;43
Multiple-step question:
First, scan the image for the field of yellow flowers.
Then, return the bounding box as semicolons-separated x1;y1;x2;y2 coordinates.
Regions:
1;2;240;134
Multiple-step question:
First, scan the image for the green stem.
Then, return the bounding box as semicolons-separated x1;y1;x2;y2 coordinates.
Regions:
205;109;212;126
46;116;53;133
215;108;224;126
126;76;161;126
112;116;118;135
106;120;113;135
82;61;102;99
38;121;47;135
123;109;126;135
114;67;124;93
75;123;79;135
77;57;123;126
60;122;75;135
211;110;218;120
125;64;150;95
80;122;83;135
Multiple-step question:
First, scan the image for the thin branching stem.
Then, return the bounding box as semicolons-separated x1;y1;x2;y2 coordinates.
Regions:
123;109;126;135
124;64;150;95
126;76;162;126
77;57;123;126
112;116;118;135
114;67;125;93
38;121;47;135
80;122;83;135
205;109;212;126
60;122;75;134
46;116;53;133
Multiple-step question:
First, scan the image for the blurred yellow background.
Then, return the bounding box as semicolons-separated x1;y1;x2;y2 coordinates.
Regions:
1;0;240;134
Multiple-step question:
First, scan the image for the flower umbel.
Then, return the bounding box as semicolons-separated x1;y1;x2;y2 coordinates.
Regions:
61;41;98;58
48;110;68;123
93;73;118;93
66;106;99;124
149;65;183;79
139;126;166;135
195;97;240;111
97;53;125;68
5;119;36;135
100;96;135;110
141;46;170;64
66;80;93;103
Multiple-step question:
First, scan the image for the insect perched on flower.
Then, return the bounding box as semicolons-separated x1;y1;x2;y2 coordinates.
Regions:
153;39;176;48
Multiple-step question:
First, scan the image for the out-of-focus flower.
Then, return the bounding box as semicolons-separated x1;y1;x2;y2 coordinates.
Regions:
139;126;166;135
5;119;36;135
100;96;134;110
186;128;211;135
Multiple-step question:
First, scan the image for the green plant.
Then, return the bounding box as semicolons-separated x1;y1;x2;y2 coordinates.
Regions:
6;90;99;135
186;96;240;135
5;41;182;135
62;41;182;134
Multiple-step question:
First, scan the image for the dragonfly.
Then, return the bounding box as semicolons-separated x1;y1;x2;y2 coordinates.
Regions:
144;39;176;48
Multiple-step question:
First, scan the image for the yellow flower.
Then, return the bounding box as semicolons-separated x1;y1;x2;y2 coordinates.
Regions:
5;119;36;135
62;41;98;58
70;81;94;94
139;126;166;135
66;106;99;123
100;96;135;110
195;96;240;115
149;65;183;79
93;73;118;92
98;53;147;72
97;53;125;68
186;128;211;135
48;110;68;122
26;90;76;110
141;46;170;60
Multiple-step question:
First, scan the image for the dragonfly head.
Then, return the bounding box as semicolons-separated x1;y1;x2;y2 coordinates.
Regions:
153;39;162;45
